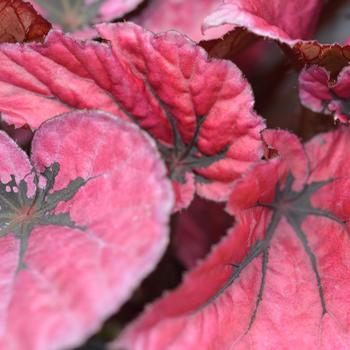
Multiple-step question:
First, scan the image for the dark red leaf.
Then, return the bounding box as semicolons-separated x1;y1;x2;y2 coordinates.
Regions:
0;0;51;43
283;41;350;78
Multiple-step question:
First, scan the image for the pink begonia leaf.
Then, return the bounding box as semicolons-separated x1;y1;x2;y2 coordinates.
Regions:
113;127;350;350
173;196;232;269
28;0;143;37
0;110;173;350
0;22;264;210
132;0;232;42
201;0;321;59
299;65;350;123
202;0;350;74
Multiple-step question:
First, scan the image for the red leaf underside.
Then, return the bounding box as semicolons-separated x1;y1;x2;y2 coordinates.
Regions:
0;0;51;43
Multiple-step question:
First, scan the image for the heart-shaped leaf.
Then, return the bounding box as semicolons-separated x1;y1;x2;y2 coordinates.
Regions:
113;127;350;349
0;22;264;210
0;110;173;350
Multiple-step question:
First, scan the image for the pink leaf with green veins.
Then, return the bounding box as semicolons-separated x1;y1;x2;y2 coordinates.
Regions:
0;110;173;350
113;127;350;350
0;22;264;210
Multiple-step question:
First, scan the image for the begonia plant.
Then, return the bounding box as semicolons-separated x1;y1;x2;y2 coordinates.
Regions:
0;22;264;210
0;110;172;350
114;127;350;349
0;0;349;349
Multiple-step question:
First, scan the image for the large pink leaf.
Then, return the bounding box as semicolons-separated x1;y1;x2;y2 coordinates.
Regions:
113;127;350;349
0;110;172;350
28;0;143;37
0;22;264;209
299;65;350;123
132;0;232;42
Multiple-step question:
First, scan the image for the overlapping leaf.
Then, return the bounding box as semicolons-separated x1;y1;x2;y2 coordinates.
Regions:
0;110;173;350
28;0;143;37
202;0;350;74
0;22;264;209
299;64;350;123
0;0;51;43
204;0;322;43
113;127;350;349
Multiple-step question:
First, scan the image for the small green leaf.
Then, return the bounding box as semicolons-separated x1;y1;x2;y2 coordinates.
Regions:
34;0;104;31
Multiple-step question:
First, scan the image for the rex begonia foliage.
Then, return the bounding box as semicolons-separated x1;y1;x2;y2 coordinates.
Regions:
132;0;232;42
113;127;350;349
203;0;350;75
0;22;264;210
27;0;143;36
0;0;51;43
299;63;350;123
0;110;173;350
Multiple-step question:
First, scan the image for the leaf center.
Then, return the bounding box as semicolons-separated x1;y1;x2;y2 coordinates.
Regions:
0;162;87;272
202;173;345;332
158;115;227;184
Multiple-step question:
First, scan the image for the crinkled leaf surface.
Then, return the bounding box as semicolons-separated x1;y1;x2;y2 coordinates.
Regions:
132;0;231;42
113;127;350;349
299;64;350;122
28;0;143;35
0;22;264;209
0;0;51;43
0;110;173;350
